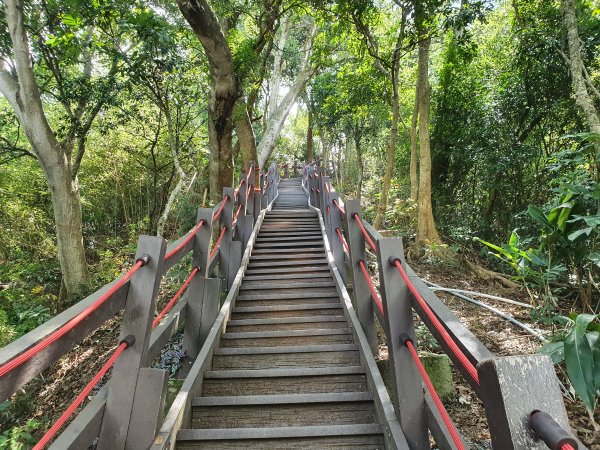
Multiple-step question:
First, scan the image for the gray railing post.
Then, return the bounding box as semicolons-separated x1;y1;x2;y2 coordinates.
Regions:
219;188;234;289
260;171;267;207
97;236;167;450
314;172;321;209
293;160;299;177
321;176;331;239
193;208;214;278
179;207;214;368
328;192;346;283
235;172;247;244
478;355;575;450
247;161;256;224
345;200;377;354
309;173;316;207
376;238;428;449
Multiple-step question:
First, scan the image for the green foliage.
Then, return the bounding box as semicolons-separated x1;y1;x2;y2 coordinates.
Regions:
539;314;600;416
0;419;40;450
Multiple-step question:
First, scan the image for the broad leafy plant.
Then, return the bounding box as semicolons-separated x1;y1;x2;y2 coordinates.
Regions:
539;314;600;423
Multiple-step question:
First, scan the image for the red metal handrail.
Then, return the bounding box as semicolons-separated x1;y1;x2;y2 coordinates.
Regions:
405;339;466;450
165;219;206;261
332;199;345;215
353;213;376;252
0;259;146;378
209;226;228;260
335;228;349;252
213;195;230;222
152;267;200;329
358;260;384;314
393;260;479;384
33;340;131;449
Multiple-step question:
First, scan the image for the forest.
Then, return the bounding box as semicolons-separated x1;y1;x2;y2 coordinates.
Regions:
0;0;600;448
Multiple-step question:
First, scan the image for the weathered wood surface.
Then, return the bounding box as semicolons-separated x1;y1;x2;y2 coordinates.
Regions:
174;178;397;449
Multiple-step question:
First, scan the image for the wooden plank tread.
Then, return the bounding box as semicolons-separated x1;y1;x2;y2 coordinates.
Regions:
222;329;352;339
214;344;358;356
204;366;367;379
227;316;347;326
192;392;373;407
232;303;341;313
177;424;382;441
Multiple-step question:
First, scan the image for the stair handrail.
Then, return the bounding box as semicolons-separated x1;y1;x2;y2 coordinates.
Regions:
0;161;279;449
302;162;583;450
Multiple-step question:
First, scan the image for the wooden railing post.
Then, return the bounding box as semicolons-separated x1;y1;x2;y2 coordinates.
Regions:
98;236;166;450
293;160;299;177
345;200;377;354
193;208;214;278
376;237;428;449
478;355;574;450
328;192;345;283
219;188;234;289
314;172;321;209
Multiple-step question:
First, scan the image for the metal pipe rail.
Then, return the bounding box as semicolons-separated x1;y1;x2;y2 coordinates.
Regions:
302;162;583;450
0;161;279;449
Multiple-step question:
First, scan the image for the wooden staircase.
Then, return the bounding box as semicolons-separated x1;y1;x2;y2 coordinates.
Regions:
176;178;386;449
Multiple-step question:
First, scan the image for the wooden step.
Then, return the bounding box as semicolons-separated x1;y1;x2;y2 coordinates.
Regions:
233;297;339;308
220;329;353;347
231;303;343;320
246;259;328;268
190;393;377;428
236;291;339;301
211;344;359;369
177;424;384;449
251;247;324;254
242;272;332;281
243;266;330;276
239;281;335;290
202;367;367;396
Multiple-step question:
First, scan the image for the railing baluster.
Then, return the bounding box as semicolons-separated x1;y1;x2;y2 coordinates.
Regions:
344;200;377;354
97;236;166;450
376;237;428;449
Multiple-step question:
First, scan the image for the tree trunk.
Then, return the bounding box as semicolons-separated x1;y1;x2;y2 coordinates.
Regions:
307;109;314;162
416;37;442;245
178;0;237;200
157;109;186;236
235;98;258;175
257;22;317;168
374;90;399;229
354;127;364;199
562;0;600;172
257;65;315;167
409;87;420;201
0;0;89;296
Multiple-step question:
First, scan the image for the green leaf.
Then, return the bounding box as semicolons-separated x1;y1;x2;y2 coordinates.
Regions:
564;326;597;412
586;331;600;390
588;252;600;268
528;205;550;228
575;314;598;334
538;340;565;364
557;205;572;232
568;227;593;241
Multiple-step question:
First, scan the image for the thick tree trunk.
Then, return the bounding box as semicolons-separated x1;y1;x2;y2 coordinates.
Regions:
374;91;399;229
409;88;420;201
1;0;89;295
235;98;258;175
307;109;314;162
178;0;237;199
416;37;442;245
